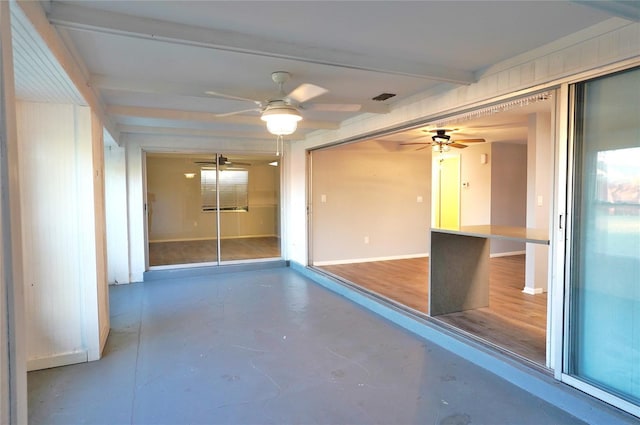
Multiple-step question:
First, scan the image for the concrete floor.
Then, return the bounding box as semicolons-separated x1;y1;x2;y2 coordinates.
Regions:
28;267;586;425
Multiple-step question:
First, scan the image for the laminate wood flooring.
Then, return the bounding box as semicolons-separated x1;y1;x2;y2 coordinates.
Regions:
149;236;280;266
318;258;429;313
318;255;547;365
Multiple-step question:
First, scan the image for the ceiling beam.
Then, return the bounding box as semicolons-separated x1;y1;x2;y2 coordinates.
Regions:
106;105;340;130
91;75;390;114
48;3;476;85
118;125;275;140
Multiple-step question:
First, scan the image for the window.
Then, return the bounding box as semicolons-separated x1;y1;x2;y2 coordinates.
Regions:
201;168;249;212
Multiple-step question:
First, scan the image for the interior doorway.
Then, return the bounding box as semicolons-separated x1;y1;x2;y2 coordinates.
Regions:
145;152;281;268
433;155;460;229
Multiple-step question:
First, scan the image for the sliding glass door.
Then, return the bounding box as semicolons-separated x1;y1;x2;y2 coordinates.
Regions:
566;66;640;408
218;154;281;262
146;152;280;267
146;153;219;266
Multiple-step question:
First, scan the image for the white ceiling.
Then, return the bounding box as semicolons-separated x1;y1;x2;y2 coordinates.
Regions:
10;1;638;145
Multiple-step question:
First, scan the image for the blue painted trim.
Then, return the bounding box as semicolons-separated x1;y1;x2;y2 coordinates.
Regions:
144;260;286;281
291;261;637;424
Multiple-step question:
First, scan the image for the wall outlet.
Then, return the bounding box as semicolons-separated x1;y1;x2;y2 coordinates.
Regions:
417;195;423;203
462;182;470;188
321;194;327;203
364;236;370;244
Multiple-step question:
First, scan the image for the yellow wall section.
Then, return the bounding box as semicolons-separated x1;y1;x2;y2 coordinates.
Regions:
436;156;460;229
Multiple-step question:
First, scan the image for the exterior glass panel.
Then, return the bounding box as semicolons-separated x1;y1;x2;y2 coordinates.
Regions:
568;67;640;405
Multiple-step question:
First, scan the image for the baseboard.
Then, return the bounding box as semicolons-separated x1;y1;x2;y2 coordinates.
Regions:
313;253;429;266
490;250;526;258
27;350;88;371
149;234;278;243
522;287;545;295
143;259;287;281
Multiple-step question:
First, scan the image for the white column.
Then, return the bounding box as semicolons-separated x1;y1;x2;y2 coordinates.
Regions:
524;112;551;294
105;142;131;284
0;1;27;422
126;140;147;282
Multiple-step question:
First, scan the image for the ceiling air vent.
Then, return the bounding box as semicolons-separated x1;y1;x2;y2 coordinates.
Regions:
372;93;396;101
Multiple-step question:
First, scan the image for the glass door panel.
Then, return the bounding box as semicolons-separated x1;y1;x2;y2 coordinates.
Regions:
568;67;640;405
218;154;281;262
147;153;218;266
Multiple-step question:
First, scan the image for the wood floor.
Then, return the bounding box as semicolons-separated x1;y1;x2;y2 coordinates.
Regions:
318;255;547;365
149;236;280;266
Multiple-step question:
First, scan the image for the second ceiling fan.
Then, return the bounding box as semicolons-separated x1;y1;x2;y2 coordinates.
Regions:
402;129;485;152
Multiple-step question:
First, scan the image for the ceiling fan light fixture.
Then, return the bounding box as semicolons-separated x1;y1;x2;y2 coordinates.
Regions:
432;134;451;144
261;103;302;136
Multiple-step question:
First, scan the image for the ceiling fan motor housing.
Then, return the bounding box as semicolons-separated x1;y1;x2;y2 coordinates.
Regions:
432;129;451;144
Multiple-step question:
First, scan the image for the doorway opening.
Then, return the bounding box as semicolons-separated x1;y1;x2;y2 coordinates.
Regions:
146;152;281;268
310;91;555;368
433;155;460;229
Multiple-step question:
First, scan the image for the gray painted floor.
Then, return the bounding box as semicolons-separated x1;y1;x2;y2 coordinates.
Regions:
28;267;585;425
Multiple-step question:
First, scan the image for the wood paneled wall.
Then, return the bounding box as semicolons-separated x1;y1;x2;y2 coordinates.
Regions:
16;100;108;369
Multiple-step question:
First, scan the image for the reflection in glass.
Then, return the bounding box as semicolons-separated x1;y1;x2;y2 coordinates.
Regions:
569;67;640;404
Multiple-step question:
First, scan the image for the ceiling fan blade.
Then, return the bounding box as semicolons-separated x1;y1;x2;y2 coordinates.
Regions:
450;143;469;149
454;138;486;143
214;108;261;118
286;83;328;104
415;145;431;151
205;90;262;105
303;103;362;112
400;142;430;146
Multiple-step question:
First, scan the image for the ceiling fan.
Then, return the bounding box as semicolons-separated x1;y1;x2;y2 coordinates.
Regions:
401;129;485;153
194;156;251;167
206;71;362;135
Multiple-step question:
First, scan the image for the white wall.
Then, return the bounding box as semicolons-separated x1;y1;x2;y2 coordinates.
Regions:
16;101;108;369
287;20;640;266
311;141;431;264
105;143;130;285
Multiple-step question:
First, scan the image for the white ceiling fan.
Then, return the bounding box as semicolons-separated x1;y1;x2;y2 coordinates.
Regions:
206;71;362;135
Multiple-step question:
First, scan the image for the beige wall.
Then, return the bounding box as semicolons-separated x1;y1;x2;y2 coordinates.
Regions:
147;155;279;242
311;141;431;264
459;143;493;226
491;142;528;254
